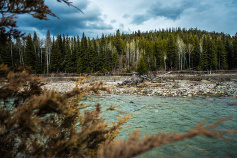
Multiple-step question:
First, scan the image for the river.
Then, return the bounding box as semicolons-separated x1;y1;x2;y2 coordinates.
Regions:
82;94;237;158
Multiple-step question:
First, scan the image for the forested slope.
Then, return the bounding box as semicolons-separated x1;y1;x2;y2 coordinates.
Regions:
1;28;237;74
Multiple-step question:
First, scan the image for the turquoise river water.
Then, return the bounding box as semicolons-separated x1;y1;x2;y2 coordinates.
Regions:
82;94;237;158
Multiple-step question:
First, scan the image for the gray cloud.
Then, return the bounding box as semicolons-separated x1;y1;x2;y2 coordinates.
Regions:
131;0;198;24
17;0;113;38
110;20;117;23
149;2;185;20
123;14;130;19
231;0;237;6
13;0;237;38
172;0;237;36
119;23;124;29
131;14;147;25
45;0;89;16
86;22;113;30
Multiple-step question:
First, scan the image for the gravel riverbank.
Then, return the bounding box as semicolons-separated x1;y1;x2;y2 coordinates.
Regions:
42;79;237;98
110;80;237;97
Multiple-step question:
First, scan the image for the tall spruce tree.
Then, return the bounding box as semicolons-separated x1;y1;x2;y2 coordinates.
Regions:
200;36;217;70
166;34;179;70
191;35;200;69
225;37;234;69
0;38;12;66
232;33;237;69
64;36;74;73
51;36;63;73
114;29;123;55
200;36;209;70
33;31;41;73
77;33;87;73
154;37;165;70
11;39;21;67
24;34;36;71
137;55;147;75
216;38;227;70
98;39;106;72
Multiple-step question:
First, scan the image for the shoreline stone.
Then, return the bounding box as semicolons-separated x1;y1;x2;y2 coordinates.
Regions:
41;80;237;98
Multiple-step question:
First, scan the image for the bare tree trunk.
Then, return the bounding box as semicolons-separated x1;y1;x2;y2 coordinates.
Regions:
11;43;13;66
41;48;42;73
189;53;191;69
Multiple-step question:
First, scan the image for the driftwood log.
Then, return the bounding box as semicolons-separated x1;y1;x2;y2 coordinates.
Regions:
118;75;152;86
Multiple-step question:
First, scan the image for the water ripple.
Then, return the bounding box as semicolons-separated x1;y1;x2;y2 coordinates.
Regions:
82;94;237;158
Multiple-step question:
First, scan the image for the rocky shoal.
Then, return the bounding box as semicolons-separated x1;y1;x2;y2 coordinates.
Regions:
42;80;237;98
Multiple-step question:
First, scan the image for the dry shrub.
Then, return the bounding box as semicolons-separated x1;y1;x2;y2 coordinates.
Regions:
0;64;237;158
0;65;130;157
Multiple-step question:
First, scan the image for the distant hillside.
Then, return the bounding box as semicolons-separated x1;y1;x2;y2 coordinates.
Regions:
1;28;236;74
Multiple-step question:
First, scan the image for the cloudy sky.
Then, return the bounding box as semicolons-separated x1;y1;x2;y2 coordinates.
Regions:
17;0;237;38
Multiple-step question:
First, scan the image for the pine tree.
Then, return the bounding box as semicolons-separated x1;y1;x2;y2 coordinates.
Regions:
86;37;94;73
69;36;78;73
89;38;98;72
166;34;179;70
232;33;237;69
0;39;12;66
51;36;63;73
72;36;80;72
200;36;217;70
33;32;41;73
225;38;234;69
39;47;46;74
216;38;227;70
137;55;147;75
114;30;123;55
97;39;106;72
154;37;165;70
207;37;217;70
145;41;156;71
200;36;209;70
77;33;88;73
64;37;74;73
24;34;36;70
191;35;200;69
11;40;20;67
33;31;40;54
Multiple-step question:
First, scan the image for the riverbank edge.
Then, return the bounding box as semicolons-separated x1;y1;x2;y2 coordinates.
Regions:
41;75;237;98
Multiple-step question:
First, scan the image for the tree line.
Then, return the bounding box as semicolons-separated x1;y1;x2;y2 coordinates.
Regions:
1;28;237;74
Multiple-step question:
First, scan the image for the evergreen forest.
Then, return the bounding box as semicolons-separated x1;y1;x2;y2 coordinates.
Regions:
1;28;237;74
